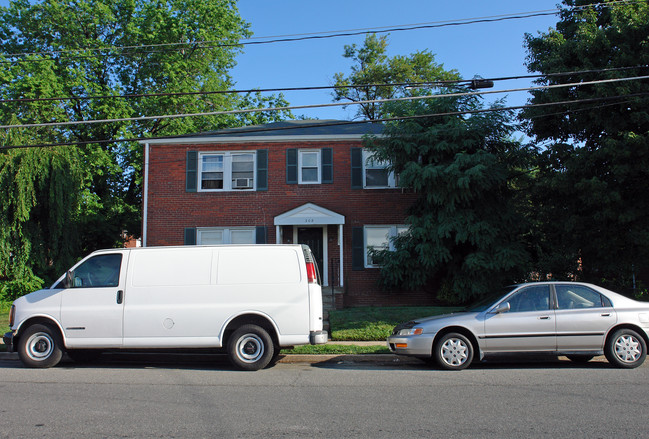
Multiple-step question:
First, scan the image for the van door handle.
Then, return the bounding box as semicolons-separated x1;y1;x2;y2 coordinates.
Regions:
538;316;551;320
116;290;124;304
601;313;611;317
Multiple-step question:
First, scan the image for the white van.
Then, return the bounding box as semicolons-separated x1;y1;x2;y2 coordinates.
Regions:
3;244;327;370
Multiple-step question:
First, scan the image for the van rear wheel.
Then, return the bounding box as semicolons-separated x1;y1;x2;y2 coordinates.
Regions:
227;324;274;371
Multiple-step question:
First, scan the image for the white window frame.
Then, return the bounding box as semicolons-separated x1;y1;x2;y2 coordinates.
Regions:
196;227;256;245
364;225;408;268
198;151;256;192
363;149;397;188
298;149;321;184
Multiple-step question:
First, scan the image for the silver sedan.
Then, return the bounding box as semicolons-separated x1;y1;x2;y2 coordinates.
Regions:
387;282;649;370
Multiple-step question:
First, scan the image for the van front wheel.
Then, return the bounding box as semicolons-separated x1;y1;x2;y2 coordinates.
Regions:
227;324;274;371
17;323;63;368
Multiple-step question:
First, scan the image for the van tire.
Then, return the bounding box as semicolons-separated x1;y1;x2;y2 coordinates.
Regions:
227;324;274;371
17;323;63;368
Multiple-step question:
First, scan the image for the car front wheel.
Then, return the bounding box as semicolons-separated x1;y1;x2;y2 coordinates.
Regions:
17;323;63;368
433;332;474;370
605;329;647;369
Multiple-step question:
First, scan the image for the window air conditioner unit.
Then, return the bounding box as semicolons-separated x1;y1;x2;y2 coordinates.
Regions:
233;178;253;189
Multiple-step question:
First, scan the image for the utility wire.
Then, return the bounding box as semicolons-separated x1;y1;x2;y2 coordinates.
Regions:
2;1;645;62
1;65;647;105
2;74;647;130
2;91;647;151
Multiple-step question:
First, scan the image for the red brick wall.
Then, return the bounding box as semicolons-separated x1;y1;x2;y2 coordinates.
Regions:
145;139;436;306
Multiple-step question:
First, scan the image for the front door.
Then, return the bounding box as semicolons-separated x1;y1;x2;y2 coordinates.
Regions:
297;227;323;279
60;252;128;348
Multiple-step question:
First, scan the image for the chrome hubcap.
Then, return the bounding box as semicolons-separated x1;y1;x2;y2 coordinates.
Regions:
236;334;264;363
614;334;642;363
441;338;468;367
26;332;54;361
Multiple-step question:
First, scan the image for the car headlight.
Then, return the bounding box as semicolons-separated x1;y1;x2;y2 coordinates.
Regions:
398;327;423;336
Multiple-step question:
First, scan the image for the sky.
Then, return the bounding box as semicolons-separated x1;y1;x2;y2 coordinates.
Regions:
232;0;562;121
0;0;564;121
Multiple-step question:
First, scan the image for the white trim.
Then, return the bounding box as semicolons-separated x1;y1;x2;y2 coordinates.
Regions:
140;134;381;145
274;203;345;226
339;224;344;287
298;149;321;184
198;151;256;192
142;142;150;247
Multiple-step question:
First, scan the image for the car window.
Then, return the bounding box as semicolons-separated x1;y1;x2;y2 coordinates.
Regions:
556;285;608;309
506;285;551;312
72;254;122;288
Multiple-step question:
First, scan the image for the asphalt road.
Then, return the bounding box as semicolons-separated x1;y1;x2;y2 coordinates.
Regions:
0;353;647;438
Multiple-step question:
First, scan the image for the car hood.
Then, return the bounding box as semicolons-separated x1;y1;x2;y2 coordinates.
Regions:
414;311;480;328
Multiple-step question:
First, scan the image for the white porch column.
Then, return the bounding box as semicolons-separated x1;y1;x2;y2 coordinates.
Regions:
275;225;281;244
339;224;344;287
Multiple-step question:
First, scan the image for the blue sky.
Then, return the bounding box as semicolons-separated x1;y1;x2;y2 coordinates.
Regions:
233;0;562;120
0;0;563;121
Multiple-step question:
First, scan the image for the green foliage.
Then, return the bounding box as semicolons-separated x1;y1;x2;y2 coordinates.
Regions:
368;94;534;301
332;33;460;120
522;0;649;289
0;0;293;289
328;306;463;340
0;272;44;302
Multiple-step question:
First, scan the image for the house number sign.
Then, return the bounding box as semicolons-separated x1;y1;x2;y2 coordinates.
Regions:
304;218;315;223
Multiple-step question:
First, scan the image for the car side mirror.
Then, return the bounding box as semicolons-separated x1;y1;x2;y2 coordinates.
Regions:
491;302;511;314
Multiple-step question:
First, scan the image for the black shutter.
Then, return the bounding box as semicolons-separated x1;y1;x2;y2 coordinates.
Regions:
184;228;197;245
351;148;363;189
256;149;268;191
352;226;365;271
255;226;267;244
186;151;198;192
321;147;333;183
286;149;297;184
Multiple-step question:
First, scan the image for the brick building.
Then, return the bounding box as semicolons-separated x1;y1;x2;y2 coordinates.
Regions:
141;120;435;307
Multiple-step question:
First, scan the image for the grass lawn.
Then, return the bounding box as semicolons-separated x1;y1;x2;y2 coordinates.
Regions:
328;305;463;341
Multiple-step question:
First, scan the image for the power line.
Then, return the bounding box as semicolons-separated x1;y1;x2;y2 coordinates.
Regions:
2;65;647;105
2;1;645;62
2;91;647;151
2;74;647;130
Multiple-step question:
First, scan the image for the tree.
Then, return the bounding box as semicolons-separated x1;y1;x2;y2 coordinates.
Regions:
0;0;291;285
368;92;534;301
522;0;649;290
332;33;460;120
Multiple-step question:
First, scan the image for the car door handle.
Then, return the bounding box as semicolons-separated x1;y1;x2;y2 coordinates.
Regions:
116;290;124;304
601;313;611;317
538;316;551;320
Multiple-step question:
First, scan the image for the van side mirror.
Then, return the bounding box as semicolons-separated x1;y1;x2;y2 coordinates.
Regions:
491;302;511;314
64;270;73;289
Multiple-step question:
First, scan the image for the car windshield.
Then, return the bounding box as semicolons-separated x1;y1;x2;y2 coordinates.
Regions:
465;286;515;312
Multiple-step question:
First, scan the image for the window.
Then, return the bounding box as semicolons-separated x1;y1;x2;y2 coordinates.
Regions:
197;227;255;245
365;225;408;267
299;150;321;184
506;285;551;312
363;150;397;188
199;152;255;191
556;285;611;309
72;254;122;288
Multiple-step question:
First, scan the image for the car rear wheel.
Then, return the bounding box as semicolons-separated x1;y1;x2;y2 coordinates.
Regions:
605;329;647;369
227;324;274;371
17;323;63;368
433;332;474;370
